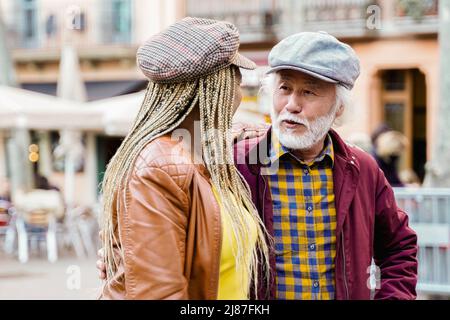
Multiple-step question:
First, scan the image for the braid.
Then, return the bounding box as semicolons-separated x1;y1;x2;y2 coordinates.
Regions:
199;67;271;298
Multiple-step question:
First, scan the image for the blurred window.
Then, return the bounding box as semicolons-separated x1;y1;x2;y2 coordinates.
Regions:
21;0;38;47
104;0;132;44
45;14;57;38
382;70;405;91
384;103;405;132
72;11;86;32
78;12;86;32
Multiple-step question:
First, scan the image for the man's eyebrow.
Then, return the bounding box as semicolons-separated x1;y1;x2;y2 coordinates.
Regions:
279;75;322;88
304;80;321;88
279;74;294;81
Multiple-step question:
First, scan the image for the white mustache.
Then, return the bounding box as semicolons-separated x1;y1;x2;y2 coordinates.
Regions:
277;113;310;130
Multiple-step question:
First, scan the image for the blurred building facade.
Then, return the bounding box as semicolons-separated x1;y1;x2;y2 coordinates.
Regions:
0;0;185;97
0;0;185;206
0;0;440;207
187;0;439;182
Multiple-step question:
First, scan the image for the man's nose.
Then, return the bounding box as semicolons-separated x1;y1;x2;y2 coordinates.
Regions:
285;95;302;114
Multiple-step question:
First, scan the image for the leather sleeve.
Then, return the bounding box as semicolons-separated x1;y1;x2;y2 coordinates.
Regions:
120;164;192;299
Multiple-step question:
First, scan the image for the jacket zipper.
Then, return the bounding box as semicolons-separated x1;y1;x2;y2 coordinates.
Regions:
341;232;349;300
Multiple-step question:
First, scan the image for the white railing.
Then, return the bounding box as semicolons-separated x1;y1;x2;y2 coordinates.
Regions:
394;187;450;296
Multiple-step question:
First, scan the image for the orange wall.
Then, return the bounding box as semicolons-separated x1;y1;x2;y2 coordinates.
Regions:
337;37;439;160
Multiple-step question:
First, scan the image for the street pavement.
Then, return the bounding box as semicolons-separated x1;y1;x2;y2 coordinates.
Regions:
0;252;101;300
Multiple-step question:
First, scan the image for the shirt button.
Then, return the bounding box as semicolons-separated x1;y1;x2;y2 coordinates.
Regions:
309;243;316;251
307;206;313;212
303;169;309;175
313;281;319;288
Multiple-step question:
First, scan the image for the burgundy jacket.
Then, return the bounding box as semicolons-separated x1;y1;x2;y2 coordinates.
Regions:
234;128;418;300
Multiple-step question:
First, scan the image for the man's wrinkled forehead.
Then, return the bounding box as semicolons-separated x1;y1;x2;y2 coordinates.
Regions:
275;70;335;90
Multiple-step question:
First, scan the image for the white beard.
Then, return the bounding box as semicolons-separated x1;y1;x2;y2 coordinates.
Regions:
271;104;338;150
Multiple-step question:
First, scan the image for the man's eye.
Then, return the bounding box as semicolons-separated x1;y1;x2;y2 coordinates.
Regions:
279;85;290;91
303;90;315;96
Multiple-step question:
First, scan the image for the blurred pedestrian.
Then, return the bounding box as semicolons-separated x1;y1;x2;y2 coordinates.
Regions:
371;124;408;187
0;176;12;226
0;176;11;202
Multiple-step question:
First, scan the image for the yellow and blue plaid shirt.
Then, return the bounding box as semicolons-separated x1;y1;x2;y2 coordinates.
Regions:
267;132;337;300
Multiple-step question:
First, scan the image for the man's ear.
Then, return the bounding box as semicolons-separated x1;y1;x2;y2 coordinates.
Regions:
335;104;345;118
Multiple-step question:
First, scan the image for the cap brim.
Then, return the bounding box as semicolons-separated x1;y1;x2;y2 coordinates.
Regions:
231;53;257;70
266;65;339;84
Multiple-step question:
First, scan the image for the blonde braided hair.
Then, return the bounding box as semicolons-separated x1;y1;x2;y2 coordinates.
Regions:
101;65;271;298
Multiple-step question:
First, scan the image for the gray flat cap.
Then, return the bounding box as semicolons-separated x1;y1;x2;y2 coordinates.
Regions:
136;17;256;84
268;31;360;90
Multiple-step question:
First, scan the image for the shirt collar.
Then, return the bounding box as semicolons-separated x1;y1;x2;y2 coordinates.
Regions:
270;131;335;167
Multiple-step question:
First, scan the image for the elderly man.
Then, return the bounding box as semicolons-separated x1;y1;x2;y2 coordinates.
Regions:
234;31;418;300
97;31;418;301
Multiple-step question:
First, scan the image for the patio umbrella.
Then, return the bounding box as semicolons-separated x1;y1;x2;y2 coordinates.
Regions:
0;85;102;130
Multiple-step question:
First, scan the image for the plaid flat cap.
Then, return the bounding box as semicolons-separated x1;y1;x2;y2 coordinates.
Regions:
136;17;256;83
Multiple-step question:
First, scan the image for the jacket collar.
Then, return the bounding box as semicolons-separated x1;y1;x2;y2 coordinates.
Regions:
247;127;357;174
269;131;335;168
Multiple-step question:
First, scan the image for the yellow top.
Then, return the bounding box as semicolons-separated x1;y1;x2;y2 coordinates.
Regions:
212;186;257;300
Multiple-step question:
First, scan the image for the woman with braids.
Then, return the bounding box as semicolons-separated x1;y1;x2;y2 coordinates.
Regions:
99;17;271;300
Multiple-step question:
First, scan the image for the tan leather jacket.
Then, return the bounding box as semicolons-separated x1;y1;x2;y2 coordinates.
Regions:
100;135;222;299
